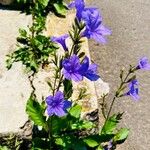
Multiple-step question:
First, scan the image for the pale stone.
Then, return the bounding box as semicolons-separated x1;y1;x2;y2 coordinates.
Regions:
0;11;32;133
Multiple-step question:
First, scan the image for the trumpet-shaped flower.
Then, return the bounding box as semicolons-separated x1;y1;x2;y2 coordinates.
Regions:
137;57;150;70
62;55;83;82
51;34;69;51
82;8;111;43
68;0;111;43
69;0;85;21
46;91;72;117
62;55;100;82
126;79;139;101
79;56;100;81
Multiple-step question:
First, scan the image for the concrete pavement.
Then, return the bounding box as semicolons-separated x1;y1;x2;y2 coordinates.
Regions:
87;0;150;149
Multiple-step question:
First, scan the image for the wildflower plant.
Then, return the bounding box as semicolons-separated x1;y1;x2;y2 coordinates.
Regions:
5;0;150;149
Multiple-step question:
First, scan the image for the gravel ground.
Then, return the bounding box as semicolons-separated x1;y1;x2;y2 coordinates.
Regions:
87;0;150;150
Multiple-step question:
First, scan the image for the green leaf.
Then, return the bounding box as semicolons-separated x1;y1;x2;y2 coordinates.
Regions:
0;146;9;150
19;28;27;37
83;138;99;148
69;104;82;118
96;145;104;150
48;116;68;134
55;136;86;150
63;79;73;99
53;3;67;16
113;128;129;142
80;120;94;129
26;95;46;128
38;0;49;8
71;120;94;130
101;113;123;135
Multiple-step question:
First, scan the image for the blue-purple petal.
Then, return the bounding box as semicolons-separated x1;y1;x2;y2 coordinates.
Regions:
84;73;100;81
54;91;64;101
79;56;89;73
71;73;83;82
51;34;69;51
54;107;66;117
46;91;71;117
64;100;72;109
126;79;140;101
138;57;150;70
46;96;54;105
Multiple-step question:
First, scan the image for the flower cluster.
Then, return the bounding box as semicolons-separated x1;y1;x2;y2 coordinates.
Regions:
46;0;150;119
69;0;111;43
62;55;99;82
125;57;150;101
46;91;72;117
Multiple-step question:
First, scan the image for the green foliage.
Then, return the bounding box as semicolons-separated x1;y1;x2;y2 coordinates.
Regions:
15;0;68;16
55;136;86;150
32;137;50;150
71;120;94;130
113;128;129;143
83;137;99;148
96;145;104;150
53;2;67;16
6;28;57;72
37;0;49;8
69;104;82;119
49;116;68;134
26;95;47;128
101;113;123;135
0;146;9;150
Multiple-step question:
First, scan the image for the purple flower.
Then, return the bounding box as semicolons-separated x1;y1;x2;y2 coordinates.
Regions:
62;55;99;82
82;8;111;43
69;0;111;43
51;34;69;51
137;57;150;70
62;55;83;82
71;0;85;21
75;0;85;21
126;79;139;101
79;56;100;81
46;91;72;117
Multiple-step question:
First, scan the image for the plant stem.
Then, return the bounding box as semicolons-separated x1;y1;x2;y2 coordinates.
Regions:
52;72;57;95
48;117;53;150
105;96;116;122
56;75;64;91
104;68;132;125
